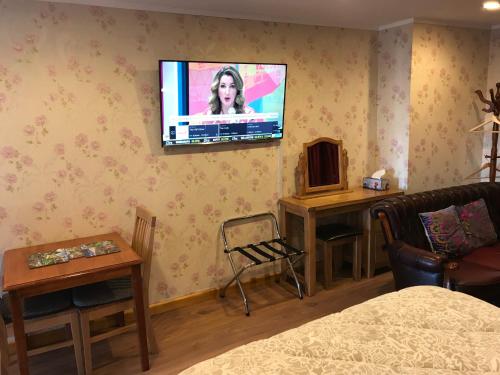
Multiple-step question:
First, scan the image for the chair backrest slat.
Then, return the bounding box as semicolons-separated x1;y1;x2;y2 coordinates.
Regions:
131;207;156;296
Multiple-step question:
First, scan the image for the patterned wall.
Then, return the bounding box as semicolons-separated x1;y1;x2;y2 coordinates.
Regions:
279;28;377;197
408;24;490;192
0;0;377;303
0;0;496;304
373;24;413;189
482;28;500;175
488;29;500;86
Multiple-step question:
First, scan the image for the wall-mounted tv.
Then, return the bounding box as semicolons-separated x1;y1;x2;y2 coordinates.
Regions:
159;60;287;147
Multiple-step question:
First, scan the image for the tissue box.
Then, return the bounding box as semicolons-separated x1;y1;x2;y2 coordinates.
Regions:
363;177;389;191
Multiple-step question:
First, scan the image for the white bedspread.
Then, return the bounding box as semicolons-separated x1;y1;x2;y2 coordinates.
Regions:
180;286;500;374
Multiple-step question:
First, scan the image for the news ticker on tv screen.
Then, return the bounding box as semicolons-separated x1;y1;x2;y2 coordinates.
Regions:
163;113;283;145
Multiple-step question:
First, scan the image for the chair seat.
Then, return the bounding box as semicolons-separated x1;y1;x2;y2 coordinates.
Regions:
72;277;132;308
316;223;363;242
0;289;72;324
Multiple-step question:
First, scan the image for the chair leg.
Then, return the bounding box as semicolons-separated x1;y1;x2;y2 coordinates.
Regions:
323;241;333;289
70;311;85;375
79;311;93;375
0;321;9;375
353;236;362;281
145;307;158;354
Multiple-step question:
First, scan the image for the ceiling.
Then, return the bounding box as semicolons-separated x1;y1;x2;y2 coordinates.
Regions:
46;0;500;30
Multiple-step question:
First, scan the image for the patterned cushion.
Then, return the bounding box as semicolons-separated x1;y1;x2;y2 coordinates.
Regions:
0;289;72;324
419;205;468;257
72;277;132;308
456;198;498;249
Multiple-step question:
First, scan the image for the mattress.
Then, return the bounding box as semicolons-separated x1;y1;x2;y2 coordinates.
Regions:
180;286;500;374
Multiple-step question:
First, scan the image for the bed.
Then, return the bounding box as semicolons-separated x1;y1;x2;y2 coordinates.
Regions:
180;286;500;374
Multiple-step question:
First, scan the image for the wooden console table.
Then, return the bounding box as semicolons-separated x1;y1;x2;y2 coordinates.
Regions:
279;188;403;296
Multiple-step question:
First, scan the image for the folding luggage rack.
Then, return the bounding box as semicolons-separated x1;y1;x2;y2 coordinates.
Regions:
220;212;304;315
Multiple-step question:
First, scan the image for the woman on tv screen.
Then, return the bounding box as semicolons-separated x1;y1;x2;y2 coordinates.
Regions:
206;66;255;115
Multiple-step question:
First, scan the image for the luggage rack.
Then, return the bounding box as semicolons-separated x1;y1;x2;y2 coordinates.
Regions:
220;212;304;315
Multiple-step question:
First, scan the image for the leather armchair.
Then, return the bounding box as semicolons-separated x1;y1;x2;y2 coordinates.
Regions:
371;182;500;305
385;241;445;289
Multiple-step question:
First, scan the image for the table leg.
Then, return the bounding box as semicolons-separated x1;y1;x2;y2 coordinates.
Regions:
304;212;317;296
9;291;29;375
279;205;286;239
279;205;289;280
363;209;376;278
131;265;150;372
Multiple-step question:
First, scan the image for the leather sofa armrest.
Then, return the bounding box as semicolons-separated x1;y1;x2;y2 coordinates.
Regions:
386;241;446;273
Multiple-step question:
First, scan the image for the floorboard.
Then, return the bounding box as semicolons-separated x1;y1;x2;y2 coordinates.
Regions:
18;271;395;375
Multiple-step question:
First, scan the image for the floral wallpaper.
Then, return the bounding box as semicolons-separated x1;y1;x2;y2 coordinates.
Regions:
482;28;500;176
0;0;378;303
279;27;377;196
372;24;413;189
0;0;496;304
408;24;490;193
488;28;500;86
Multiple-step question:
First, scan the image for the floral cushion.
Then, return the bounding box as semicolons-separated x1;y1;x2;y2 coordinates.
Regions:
456;198;497;249
419;205;468;256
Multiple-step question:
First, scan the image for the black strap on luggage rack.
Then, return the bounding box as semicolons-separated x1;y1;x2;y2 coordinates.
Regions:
220;212;304;315
234;247;263;264
227;239;303;265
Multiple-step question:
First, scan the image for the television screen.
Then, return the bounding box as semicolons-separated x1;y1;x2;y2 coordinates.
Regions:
159;60;287;146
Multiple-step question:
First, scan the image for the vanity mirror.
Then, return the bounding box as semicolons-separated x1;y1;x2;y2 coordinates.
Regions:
295;137;349;198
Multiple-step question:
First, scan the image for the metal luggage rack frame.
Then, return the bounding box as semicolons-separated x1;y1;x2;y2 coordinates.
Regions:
220;212;304;315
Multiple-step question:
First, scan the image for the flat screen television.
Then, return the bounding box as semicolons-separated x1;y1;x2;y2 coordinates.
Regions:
159;60;287;147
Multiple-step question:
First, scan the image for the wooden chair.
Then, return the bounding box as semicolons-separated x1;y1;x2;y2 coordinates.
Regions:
316;223;363;288
0;290;83;374
72;207;158;374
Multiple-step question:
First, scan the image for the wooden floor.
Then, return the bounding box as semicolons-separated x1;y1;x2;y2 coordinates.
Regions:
18;271;394;375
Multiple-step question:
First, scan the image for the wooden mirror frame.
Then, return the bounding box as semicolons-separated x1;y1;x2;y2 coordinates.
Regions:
295;137;348;198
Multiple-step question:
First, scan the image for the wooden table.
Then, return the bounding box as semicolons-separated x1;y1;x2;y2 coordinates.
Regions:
279;188;403;296
2;233;149;375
